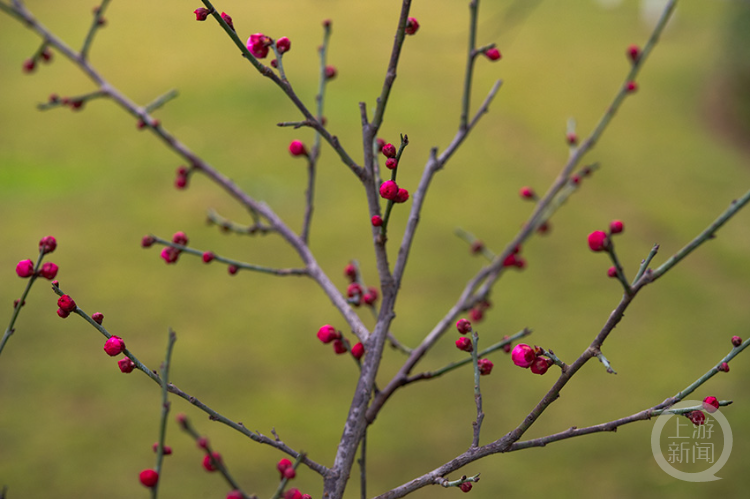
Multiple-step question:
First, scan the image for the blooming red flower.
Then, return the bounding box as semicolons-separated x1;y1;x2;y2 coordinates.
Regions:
381;143;396;158
16;259;34;278
405;17;420;35
478;358;494;375
732;335;742;347
609;220;624;234
351;342;365;360
139;469;159;488
511;344;535;368
289;140;307;157
379;180;399;201
317;324;339;344
57;294;77;313
39;235;57;254
276;36;291;54
332;339;347;355
194;8;211;21
371;215;383;227
587;230;608;252
703;396;720;413
456;318;472;334
39;262;58;280
456;337;473;352
103;336;125;356
203;452;222;472
118;358;135;373
92;312;104;324
484;47;501;60
688;410;706;426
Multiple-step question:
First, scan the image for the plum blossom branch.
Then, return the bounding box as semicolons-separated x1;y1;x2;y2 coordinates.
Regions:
49;284;328;477
0;247;46;357
151;329;176;498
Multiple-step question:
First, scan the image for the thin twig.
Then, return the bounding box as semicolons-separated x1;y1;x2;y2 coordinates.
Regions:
80;0;111;61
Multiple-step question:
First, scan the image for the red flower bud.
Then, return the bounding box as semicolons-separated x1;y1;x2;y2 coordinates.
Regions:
39;262;58;280
152;442;172;455
220;12;234;31
470;240;484;254
405;17;420;35
248;33;271;59
379;180;399;201
103;336;125;356
325;65;337;80
172;231;188;246
197;436;209;449
381;143;396;158
376;138;385;152
394;188;410;203
456;318;472;334
23;58;35;73
194;8;211;21
502;336;512;353
202;251;216;263
56;308;70;319
459;482;472;492
385;158;398;170
276;37;291;54
277;458;293;475
203;452;222;472
317;324;340;344
227;491;243;499
566;132;578;145
627;44;640;62
332;339;348;355
141;235;155;247
16;259;34;278
39;235;57;254
344;263;357;281
351;342;365;360
228;265;239;275
702;396;720;413
139;469;159;488
687;410;705;426
371;215;383;227
478;358;494;375
455;337;473;352
607;266;617;278
511;344;535;368
718;362;730;372
626;81;638;93
118;358;135;373
161;247;180;264
519;186;535;200
731;335;742;347
283;467;296;479
484;47;501;60
92;312;104;324
57;294;77;313
530;356;551;375
469;307;484;322
289;140;307;157
587;230;608;252
609;220;624;234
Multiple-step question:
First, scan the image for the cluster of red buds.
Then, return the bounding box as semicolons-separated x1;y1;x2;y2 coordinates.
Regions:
454;319;494;375
511;344;552;375
343;262;379;308
587;220;625;276
317;324;364;360
15;236;59;283
174;165;191;189
502;245;526;270
159;231;188;264
45;93;85;111
468;299;491;323
22;45;53;74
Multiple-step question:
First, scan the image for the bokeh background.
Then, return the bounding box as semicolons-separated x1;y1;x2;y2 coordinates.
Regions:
1;0;750;497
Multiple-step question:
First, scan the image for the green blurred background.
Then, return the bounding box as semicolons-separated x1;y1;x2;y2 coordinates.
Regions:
1;0;749;497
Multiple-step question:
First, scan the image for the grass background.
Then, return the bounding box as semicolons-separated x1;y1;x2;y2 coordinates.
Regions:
1;0;750;498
